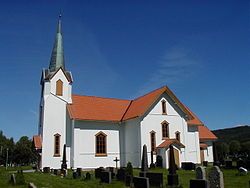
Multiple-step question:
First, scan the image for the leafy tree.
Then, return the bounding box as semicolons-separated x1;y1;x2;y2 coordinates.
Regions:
229;140;241;155
13;136;37;165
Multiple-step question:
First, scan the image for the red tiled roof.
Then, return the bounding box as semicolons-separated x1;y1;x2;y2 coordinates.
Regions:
200;143;208;149
157;139;185;148
67;95;131;122
33;135;42;149
67;86;203;125
198;126;217;141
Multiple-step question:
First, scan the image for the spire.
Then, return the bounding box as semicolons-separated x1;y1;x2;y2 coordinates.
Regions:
49;14;65;72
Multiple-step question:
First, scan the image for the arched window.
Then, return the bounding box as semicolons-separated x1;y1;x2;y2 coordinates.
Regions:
95;132;107;156
56;79;63;96
175;131;180;142
161;100;167;114
150;131;156;152
54;133;61;157
161;121;169;139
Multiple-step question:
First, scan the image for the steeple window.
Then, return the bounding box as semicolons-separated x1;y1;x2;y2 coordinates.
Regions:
56;79;63;96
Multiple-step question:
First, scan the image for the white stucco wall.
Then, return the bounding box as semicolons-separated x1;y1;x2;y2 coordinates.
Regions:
204;141;214;162
139;93;200;167
123;118;141;167
73;121;120;169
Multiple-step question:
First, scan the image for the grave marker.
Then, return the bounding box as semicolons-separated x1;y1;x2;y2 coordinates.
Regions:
208;166;224;188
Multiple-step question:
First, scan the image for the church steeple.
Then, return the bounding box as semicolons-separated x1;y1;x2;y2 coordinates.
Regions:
49;14;65;72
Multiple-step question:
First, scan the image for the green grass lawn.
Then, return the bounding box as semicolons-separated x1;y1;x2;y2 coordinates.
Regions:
0;166;249;188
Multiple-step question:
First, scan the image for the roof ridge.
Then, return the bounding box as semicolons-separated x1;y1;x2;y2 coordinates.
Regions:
133;86;166;101
72;94;131;102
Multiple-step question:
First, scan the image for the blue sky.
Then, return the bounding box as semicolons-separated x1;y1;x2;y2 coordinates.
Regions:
0;1;250;140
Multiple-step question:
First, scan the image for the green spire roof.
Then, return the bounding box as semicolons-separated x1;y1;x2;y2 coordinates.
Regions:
49;15;65;72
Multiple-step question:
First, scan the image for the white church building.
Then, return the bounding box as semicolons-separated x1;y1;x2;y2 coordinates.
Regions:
33;17;217;170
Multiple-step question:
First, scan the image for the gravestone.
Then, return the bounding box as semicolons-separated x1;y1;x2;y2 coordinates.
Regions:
139;172;163;187
203;161;208;167
53;169;60;176
61;144;67;170
10;173;16;185
43;167;50;173
208;166;224;188
106;167;115;179
181;162;196;170
85;172;91;180
190;179;208;188
100;171;112;184
28;182;37;188
238;167;248;175
76;168;82;177
225;160;233;169
141;144;148;177
150;151;155;168
116;167;126;181
156;155;163;168
133;176;149;188
113;157;120;169
237;159;245;168
196;166;206;180
168;145;179;186
72;171;77;179
95;167;105;179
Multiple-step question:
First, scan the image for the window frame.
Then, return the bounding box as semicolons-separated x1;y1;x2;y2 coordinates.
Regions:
56;79;63;96
161;120;169;139
150;131;156;153
54;133;61;157
95;132;107;157
175;131;180;142
161;100;167;115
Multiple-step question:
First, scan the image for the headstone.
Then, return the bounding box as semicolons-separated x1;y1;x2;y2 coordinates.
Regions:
203;161;208;167
53;169;59;175
95;167;105;179
150;151;155;168
43;167;50;173
116;167;126;181
72;171;77;179
113;157;120;169
156;155;163;168
100;171;111;184
190;179;208;188
133;176;149;188
168;145;179;186
238;167;248;175
10;173;16;185
196;166;206;180
181;162;196;170
106;167;115;179
237;159;245;168
225;160;233;169
139;172;163;187
76;168;82;177
28;182;37;188
208;166;224;188
141;144;148;176
85;172;91;180
61;144;67;170
125;175;132;187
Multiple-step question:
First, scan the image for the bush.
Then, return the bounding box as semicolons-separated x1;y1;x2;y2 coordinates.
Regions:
156;155;163;168
125;162;133;177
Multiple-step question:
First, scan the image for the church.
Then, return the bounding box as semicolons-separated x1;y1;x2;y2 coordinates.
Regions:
33;17;217;170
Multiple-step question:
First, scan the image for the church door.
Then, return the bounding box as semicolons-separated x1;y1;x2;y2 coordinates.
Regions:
174;148;180;168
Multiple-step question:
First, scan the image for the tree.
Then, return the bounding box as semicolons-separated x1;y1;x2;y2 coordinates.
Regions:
229;140;241;155
13;136;37;165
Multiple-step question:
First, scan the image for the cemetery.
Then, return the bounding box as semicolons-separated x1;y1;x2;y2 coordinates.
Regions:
0;144;250;188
